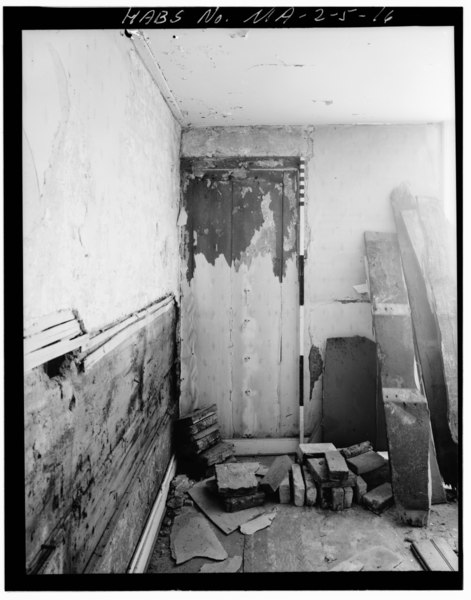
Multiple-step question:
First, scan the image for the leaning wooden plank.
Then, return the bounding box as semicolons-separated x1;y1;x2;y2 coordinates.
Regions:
411;538;457;571
364;231;431;526
402;199;458;444
24;320;82;354
24;334;89;372
391;185;457;487
188;478;265;535
82;301;173;370
24;309;76;338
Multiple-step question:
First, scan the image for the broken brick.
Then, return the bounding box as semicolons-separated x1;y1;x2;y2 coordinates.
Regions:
290;464;305;507
325;451;349;482
362;482;394;514
331;487;344;511
302;465;317;506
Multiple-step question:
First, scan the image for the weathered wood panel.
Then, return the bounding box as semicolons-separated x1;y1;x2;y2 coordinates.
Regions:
364;232;431;526
231;172;283;436
280;171;299;436
180;174;232;430
403;197;458;444
24;303;178;573
180;159;299;438
391;185;458;486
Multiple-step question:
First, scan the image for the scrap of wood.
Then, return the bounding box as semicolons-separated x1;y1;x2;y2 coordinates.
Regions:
24;320;83;354
170;509;228;565
24;333;89;372
239;509;277;535
411;538;458;571
188;478;265;535
178;404;217;426
364;231;432;526
199;555;243;573
197;441;235;468
24;309;76;338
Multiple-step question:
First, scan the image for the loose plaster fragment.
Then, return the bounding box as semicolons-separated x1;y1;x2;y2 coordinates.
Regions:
170;509;228;565
199;555;243;573
239;509;277;535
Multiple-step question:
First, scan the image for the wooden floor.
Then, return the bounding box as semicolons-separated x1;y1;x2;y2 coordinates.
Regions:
147;458;458;574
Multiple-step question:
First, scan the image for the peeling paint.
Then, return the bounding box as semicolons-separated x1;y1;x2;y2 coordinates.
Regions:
183;163;297;282
308;346;323;398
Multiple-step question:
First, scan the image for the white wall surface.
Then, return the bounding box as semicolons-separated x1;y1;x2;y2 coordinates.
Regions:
23;30;181;331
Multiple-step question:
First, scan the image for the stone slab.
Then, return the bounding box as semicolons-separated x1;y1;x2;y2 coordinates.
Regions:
215;463;258;497
170;509;228;565
199;555;243;573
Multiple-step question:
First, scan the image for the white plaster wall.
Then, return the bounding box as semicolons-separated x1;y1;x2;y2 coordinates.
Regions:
23;31;181;331
181;123;447;437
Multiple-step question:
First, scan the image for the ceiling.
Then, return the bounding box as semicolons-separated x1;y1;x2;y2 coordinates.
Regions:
144;26;455;127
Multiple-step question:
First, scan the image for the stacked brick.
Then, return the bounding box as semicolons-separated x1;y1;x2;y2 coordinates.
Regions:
292;441;393;514
175;405;234;476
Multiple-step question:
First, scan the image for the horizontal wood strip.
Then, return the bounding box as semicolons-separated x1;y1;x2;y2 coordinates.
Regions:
24;309;76;338
24;320;82;354
81;298;174;370
24;334;89;372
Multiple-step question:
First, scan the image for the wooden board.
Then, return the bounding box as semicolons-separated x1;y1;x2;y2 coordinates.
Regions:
364;231;431;526
401;200;458;447
391;185;457;487
411;538;458;571
322;336;377;448
188;478;266;535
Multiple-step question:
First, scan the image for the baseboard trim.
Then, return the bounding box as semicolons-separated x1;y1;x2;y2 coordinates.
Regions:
128;454;177;574
223;437;299;456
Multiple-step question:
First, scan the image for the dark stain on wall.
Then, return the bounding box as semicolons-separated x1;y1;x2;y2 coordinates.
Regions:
182;159;298;283
309;345;323;397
